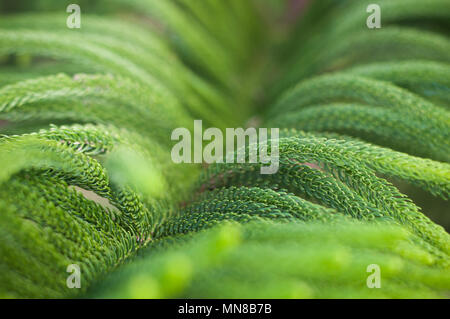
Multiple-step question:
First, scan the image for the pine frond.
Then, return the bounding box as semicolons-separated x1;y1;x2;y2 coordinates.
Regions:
1;0;449;299
87;222;450;298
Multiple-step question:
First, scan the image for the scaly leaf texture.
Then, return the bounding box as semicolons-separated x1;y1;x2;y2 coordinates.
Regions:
0;0;449;299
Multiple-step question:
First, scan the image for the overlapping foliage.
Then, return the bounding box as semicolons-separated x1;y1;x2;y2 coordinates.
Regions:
0;0;449;298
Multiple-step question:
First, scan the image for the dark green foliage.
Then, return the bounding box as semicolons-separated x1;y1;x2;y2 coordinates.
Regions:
0;0;449;299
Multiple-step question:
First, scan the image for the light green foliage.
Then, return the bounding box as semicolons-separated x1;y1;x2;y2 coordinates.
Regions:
345;61;450;107
0;0;449;299
88;222;450;299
